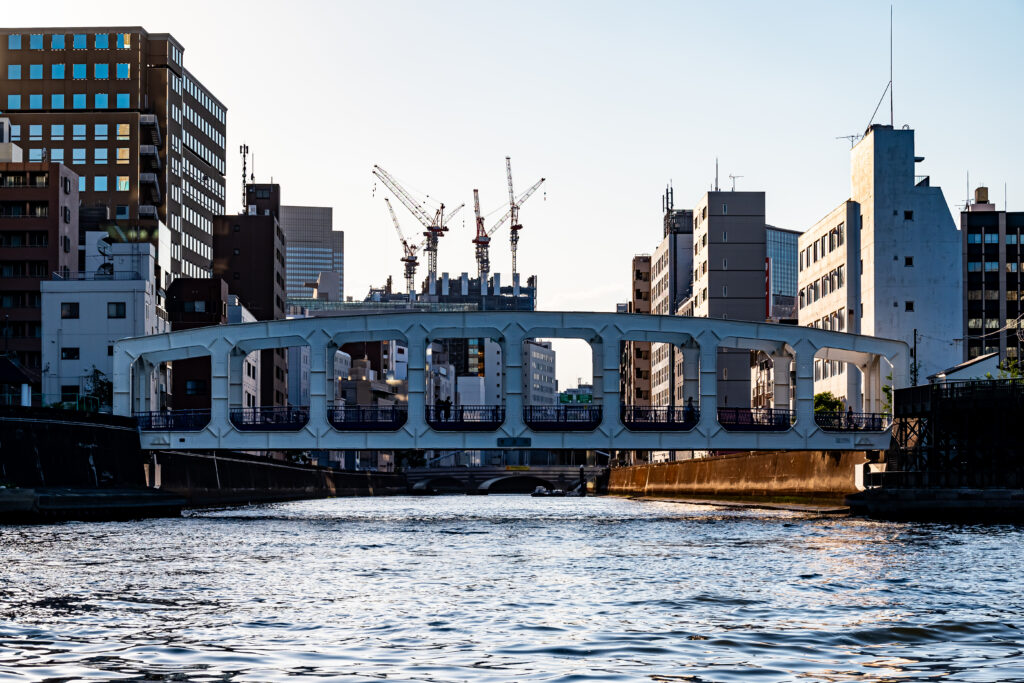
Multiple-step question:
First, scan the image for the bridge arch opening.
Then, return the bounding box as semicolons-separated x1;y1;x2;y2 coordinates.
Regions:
426;334;504;431
480;475;557;494
715;338;795;432
812;346;894;432
522;334;598;431
228;338;310;431
332;338;408;432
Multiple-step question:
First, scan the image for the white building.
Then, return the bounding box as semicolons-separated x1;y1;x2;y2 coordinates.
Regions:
227;295;261;409
650;207;693;407
798;124;962;409
524;339;557;405
41;238;167;409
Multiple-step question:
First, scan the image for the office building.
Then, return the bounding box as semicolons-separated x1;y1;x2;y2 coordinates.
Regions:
621;254;651;405
40;239;165;408
650;197;694;407
0;120;80;373
165;277;228;409
962;186;1024;362
766;225;800;322
0;27;227;288
279;205;342;300
798;124;961;408
524;339;557;405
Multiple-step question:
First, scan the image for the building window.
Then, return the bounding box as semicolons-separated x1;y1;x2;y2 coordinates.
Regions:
904;256;913;267
73;94;86;109
72;148;85;164
28;149;44;162
94;176;108;191
51;149;64;162
78;176;86;191
60;302;80;319
1008;262;1018;273
116;205;129;219
95;34;109;49
61;347;80;360
72;34;87;49
905;301;914;312
8;35;22;50
185;380;206;396
6;95;20;110
116;176;129;191
904;211;913;221
107;345;114;356
116;63;130;79
985;262;999;272
116;147;129;164
28;125;42;141
94;149;108;165
984;233;999;244
116;123;130;140
51;34;65;50
51;124;65;141
72;63;86;79
51;63;65;79
7;65;21;80
29;34;43;50
73;124;87;141
116;93;130;109
94;93;109;109
51;94;65;109
968;261;981;272
95;63;109;79
95;124;108;141
107;301;126;318
116;33;131;49
29;64;42;79
28;94;42;110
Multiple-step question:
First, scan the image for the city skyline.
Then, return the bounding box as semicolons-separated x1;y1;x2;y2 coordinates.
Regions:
4;0;1023;387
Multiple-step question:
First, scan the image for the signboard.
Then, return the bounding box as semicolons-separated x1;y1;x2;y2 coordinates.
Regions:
506;465;530;471
497;437;532;447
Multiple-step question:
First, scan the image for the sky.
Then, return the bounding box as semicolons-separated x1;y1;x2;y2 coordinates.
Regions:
7;0;1024;387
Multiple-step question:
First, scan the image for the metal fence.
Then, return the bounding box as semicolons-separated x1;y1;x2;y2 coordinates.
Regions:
717;407;794;431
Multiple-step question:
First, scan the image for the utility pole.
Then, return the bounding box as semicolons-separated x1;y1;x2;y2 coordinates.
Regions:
912;328;919;386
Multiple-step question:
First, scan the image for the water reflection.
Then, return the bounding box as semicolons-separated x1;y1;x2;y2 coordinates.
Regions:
0;497;1022;681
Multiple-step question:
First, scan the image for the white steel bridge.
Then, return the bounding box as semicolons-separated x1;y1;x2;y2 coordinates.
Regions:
113;311;908;452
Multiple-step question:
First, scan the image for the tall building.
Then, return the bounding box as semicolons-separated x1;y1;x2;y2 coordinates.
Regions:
798;124;961;407
165;277;229;410
650;199;694;407
524;339;557;405
680;191;768;407
0;121;79;373
962;186;1024;362
621;254;651;405
0;27;227;288
766;225;800;322
279;205;343;300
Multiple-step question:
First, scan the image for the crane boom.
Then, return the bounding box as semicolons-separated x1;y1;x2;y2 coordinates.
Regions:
384;198;411;254
486;177;545;237
372;165;433;228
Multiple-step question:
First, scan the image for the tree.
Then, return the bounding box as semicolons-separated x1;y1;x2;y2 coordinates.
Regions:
83;366;112;411
997;358;1022;379
814;391;844;413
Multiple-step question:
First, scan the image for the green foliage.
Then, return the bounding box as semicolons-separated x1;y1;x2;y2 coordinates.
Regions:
814;391;844;413
997;358;1022;379
83;366;112;410
882;372;893;415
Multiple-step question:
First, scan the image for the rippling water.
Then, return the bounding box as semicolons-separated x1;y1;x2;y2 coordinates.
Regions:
1;496;1023;681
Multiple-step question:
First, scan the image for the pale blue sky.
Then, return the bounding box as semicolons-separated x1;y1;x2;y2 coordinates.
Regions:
7;0;1024;385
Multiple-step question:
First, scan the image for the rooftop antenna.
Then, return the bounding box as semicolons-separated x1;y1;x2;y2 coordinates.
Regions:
836;134;862;148
728;174;743;191
251;153;255;183
890;3;894;127
715;158;719;191
239;143;249;211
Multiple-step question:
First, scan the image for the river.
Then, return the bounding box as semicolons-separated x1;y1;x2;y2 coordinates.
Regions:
0;496;1021;681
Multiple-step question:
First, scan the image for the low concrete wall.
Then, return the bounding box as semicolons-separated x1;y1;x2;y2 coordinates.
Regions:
150;451;407;506
609;451;868;501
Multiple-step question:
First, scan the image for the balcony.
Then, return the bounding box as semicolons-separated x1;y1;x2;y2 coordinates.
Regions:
230;406;309;431
524;405;602;431
139;172;162;203
139;145;162;171
135;409;210;431
814;411;890;432
621;405;699;431
717;407;794;432
329;404;408;431
426;404;504;431
140;114;162;146
139;204;159;220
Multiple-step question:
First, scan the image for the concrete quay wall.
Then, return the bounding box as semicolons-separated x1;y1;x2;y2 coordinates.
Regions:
608;451;868;501
150;450;407;506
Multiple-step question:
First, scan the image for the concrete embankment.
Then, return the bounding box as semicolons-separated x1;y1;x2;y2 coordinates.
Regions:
149;450;407;506
608;450;868;503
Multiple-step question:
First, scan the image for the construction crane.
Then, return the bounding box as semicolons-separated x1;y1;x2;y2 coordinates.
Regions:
504;157;545;280
372;165;463;287
384;197;423;300
471;177;545;285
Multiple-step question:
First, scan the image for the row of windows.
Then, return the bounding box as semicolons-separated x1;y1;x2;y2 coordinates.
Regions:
966;233;1007;245
798;265;845;309
12;123;131;142
966;261;1024;273
7;62;130;80
807;307;847;333
967;289;1023;301
799;223;845;271
183;102;224;149
25;147;131;165
814;358;846;381
60;301;126;319
7;33;132;51
6;93;130;110
182;129;225;175
69;175;131;192
183;75;225;124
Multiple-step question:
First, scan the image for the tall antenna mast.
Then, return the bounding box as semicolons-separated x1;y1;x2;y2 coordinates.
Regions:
715;158;719;191
890;4;894;127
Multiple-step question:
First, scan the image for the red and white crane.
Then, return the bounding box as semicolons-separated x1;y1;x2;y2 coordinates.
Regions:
471;158;544;283
372;165;464;289
384;197;424;300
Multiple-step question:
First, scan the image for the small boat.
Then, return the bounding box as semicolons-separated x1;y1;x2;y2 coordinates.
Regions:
531;486;567;497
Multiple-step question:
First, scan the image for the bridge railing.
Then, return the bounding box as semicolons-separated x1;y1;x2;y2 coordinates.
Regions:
523;405;602;431
814;411;890;432
426;404;505;431
229;406;309;431
717;407;794;432
329;405;408;431
621;405;699;431
135;409;210;431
